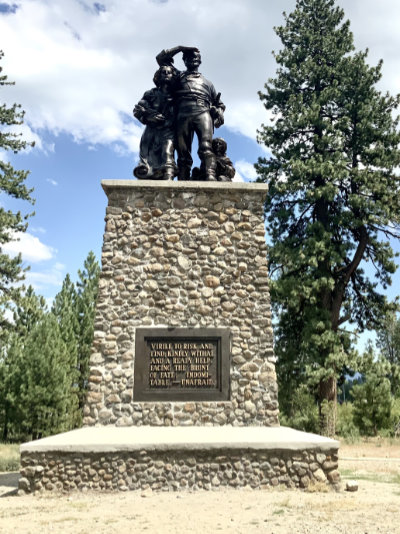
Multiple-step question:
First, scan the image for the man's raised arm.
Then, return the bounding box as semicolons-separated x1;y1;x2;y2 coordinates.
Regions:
156;46;199;66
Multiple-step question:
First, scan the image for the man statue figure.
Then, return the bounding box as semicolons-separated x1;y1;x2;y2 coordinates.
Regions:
156;46;225;181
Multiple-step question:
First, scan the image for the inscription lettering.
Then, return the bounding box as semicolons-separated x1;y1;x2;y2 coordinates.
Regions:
146;340;217;389
134;328;229;401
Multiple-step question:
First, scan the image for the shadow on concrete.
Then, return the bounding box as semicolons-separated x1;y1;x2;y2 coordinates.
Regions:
0;472;19;497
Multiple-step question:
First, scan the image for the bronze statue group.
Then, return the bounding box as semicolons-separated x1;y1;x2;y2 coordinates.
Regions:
133;46;235;182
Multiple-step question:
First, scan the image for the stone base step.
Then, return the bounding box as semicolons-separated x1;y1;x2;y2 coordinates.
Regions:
19;426;340;493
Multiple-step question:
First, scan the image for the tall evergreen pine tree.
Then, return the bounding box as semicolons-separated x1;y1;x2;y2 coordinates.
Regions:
257;0;400;435
0;50;34;337
51;251;100;424
51;274;81;426
76;251;100;413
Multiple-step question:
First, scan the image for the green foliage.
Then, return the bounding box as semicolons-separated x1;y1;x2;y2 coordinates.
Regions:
52;274;79;356
51;251;100;423
377;313;400;397
0;286;48;440
257;0;400;433
0;251;99;441
351;348;392;436
390;397;400;437
75;251;100;412
336;402;360;440
279;384;320;433
0;50;34;336
0;286;79;441
13;285;47;336
18;313;78;439
51;274;80;426
337;374;361;404
0;443;19;471
0;56;100;441
0;332;24;441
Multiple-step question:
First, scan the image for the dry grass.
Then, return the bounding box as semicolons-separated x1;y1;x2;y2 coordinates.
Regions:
0;444;19;472
340;436;400;455
306;480;331;493
1;438;400;534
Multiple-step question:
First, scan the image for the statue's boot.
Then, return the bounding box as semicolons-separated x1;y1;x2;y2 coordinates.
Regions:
202;154;217;181
163;166;175;181
178;167;191;181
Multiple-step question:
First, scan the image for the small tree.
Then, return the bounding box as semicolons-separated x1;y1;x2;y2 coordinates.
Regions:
279;383;320;434
376;313;400;397
76;251;100;412
51;274;81;426
351;346;392;436
51;251;100;425
0;50;34;337
257;0;400;435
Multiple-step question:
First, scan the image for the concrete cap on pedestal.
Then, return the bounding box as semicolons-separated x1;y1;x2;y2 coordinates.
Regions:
21;426;339;454
101;179;269;196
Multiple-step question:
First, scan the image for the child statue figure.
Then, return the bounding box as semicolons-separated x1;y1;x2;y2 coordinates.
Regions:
191;138;235;182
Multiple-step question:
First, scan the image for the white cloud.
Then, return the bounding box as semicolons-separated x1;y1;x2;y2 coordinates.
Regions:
3;232;56;262
5;122;43;151
25;262;65;294
0;149;10;164
46;178;58;186
26;268;63;288
1;233;62;298
1;122;54;154
1;0;399;157
0;0;306;154
232;170;245;183
234;160;258;182
30;226;46;234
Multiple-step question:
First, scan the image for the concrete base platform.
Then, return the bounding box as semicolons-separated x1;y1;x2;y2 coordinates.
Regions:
19;426;340;493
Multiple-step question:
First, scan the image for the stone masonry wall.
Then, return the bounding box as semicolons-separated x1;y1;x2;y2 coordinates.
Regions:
19;447;339;494
83;181;279;427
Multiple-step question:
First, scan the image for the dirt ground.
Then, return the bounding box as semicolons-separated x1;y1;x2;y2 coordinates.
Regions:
0;440;399;534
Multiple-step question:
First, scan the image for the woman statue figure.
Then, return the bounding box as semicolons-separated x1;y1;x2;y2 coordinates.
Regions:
133;65;177;180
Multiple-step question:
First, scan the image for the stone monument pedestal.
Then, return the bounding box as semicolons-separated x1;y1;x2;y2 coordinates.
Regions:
19;180;340;493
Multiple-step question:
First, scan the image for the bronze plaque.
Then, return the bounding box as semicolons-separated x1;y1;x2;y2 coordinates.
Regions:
133;327;230;401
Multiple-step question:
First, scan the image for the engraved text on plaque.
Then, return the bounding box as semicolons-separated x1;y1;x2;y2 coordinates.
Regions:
134;328;230;401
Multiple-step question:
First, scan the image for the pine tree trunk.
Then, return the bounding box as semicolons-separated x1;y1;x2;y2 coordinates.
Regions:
319;376;337;437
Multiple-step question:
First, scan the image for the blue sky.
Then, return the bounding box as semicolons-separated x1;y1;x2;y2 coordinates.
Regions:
1;0;399;347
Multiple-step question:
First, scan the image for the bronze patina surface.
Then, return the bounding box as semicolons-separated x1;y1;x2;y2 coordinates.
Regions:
133;46;235;182
134;327;230;401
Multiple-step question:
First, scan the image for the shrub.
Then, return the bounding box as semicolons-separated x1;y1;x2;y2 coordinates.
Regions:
390;397;400;437
336;402;360;440
0;444;20;472
279;384;320;434
351;376;392;436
